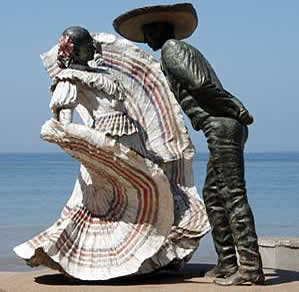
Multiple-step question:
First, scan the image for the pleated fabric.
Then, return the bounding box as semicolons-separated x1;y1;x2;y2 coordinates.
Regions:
14;33;210;280
95;112;138;136
15;120;174;280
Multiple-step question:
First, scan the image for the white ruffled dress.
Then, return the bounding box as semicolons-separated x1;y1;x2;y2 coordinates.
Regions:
14;33;210;281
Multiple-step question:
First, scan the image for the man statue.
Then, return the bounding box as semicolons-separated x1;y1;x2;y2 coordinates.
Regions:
113;3;264;286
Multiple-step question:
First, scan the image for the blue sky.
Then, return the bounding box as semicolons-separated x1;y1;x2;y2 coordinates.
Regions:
1;0;298;153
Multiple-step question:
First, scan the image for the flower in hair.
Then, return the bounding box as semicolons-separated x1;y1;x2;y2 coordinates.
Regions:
58;35;74;58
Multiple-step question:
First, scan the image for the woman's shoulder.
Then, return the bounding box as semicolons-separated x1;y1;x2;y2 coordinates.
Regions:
55;68;91;82
53;69;107;90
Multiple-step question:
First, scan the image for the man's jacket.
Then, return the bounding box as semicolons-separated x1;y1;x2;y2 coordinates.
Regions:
161;39;253;130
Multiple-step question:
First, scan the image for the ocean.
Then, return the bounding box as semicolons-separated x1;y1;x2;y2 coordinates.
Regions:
0;152;298;271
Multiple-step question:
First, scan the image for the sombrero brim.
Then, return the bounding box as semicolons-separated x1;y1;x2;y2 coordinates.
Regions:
113;3;198;43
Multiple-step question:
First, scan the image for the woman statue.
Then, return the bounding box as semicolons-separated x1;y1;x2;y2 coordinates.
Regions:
14;26;210;281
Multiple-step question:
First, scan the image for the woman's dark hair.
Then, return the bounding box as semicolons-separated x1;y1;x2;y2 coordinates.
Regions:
57;26;93;68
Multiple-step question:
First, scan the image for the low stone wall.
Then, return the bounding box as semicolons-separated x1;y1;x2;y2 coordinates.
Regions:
259;237;299;271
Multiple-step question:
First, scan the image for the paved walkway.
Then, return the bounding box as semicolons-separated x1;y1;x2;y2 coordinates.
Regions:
1;264;299;292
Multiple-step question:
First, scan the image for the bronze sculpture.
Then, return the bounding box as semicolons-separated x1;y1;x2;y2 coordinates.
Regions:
114;3;264;286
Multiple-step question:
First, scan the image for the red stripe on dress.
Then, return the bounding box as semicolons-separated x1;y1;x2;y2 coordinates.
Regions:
52;140;159;261
102;51;181;159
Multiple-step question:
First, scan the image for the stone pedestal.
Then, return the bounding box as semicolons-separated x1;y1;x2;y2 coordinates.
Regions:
259;237;299;271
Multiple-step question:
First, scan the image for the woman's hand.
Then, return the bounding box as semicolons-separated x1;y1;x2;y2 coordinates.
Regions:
59;108;73;124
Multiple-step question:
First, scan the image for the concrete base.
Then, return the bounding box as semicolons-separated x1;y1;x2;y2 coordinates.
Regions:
1;266;299;292
259;237;299;271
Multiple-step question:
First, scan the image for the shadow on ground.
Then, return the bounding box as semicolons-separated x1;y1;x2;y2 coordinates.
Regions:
264;268;299;285
34;264;207;286
34;264;299;286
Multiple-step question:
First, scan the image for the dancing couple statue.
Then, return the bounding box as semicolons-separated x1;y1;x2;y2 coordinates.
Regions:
14;3;264;286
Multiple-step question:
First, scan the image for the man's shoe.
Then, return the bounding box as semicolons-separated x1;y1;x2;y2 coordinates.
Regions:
215;270;265;286
204;264;237;278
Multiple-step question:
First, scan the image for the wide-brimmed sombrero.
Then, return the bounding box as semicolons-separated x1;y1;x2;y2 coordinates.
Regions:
113;3;198;42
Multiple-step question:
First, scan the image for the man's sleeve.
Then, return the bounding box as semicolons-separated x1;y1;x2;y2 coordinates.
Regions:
176;87;210;131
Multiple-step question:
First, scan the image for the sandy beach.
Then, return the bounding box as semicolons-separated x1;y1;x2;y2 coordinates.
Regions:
1;264;299;292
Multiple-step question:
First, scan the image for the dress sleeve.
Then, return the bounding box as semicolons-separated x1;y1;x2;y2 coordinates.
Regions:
49;80;78;114
67;69;125;101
